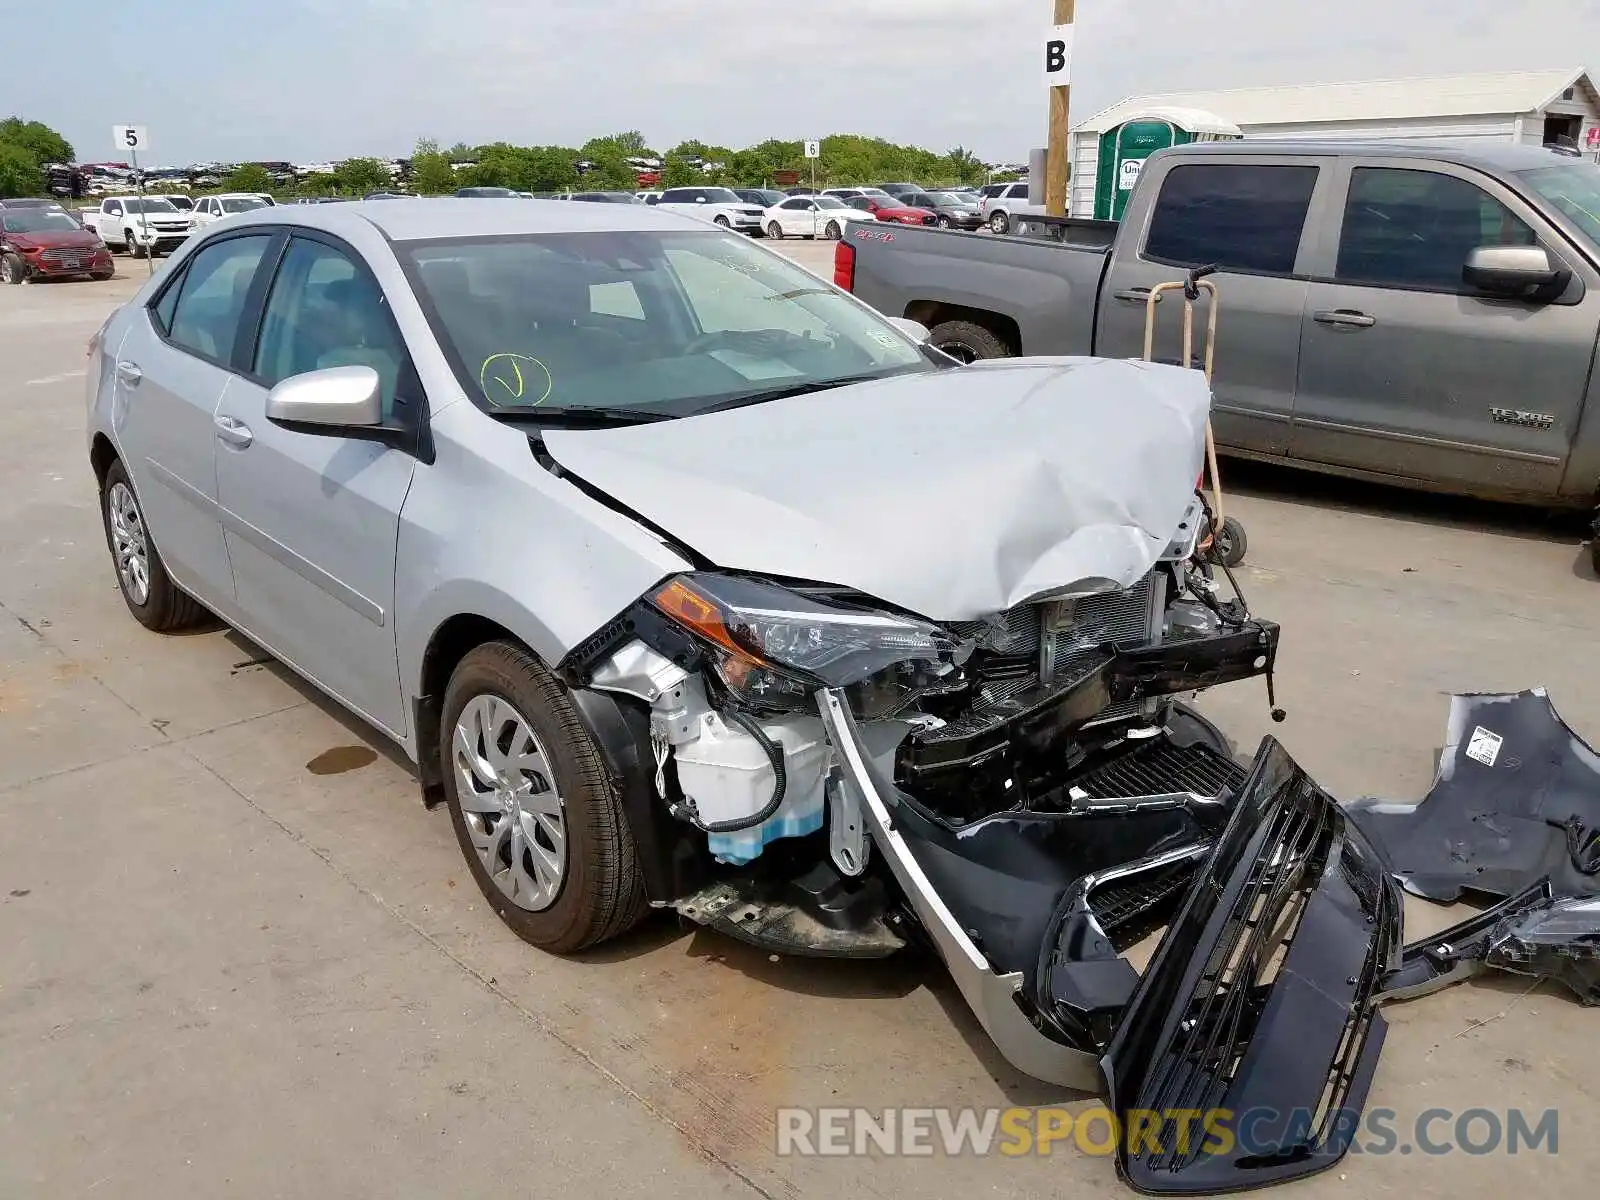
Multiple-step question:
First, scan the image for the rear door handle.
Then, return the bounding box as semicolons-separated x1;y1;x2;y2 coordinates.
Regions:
213;415;253;449
115;361;142;386
1114;288;1160;304
1313;309;1377;328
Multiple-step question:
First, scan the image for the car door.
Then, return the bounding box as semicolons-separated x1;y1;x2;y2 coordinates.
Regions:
1290;159;1600;497
102;200;122;242
111;230;278;612
212;230;420;737
776;198;810;237
1095;157;1336;455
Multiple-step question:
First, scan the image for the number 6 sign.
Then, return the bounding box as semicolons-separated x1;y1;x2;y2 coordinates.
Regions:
112;125;150;154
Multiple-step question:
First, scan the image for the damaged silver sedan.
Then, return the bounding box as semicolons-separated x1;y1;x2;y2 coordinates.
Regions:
90;199;1359;1195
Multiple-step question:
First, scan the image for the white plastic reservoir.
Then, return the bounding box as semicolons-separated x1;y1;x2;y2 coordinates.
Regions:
674;712;830;865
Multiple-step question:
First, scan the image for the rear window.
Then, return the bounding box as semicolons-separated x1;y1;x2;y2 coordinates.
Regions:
1144;164;1319;276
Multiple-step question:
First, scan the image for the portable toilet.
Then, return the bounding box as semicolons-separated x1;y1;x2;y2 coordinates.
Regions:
1090;107;1243;220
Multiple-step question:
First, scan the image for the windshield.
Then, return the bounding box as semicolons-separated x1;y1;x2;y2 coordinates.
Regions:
402;230;932;419
1519;163;1600;246
122;198;179;214
813;196;848;210
221;197;267;213
701;188;743;204
4;211;80;234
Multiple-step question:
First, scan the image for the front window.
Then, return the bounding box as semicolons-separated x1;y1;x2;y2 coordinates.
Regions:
1518;162;1600;247
402;230;933;419
3;212;80;234
221;196;268;213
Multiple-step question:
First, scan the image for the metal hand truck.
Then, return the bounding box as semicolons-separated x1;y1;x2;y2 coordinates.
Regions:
1141;263;1248;567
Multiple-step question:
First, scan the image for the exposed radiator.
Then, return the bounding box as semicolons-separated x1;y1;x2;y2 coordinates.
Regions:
1043;571;1166;725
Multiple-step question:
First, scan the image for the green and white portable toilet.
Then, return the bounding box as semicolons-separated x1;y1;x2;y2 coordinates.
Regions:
1093;107;1242;220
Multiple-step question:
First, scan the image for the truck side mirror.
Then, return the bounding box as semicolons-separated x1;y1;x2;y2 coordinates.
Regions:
1463;244;1567;299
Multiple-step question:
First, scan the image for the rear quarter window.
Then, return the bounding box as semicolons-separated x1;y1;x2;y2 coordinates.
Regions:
1144;163;1320;276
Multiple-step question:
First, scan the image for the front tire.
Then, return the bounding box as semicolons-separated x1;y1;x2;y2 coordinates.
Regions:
0;253;25;284
767;221;784;240
714;215;731;228
441;641;647;953
100;460;208;631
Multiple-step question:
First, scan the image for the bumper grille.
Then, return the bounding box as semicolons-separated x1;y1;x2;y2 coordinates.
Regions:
1045;570;1165;725
1071;740;1246;803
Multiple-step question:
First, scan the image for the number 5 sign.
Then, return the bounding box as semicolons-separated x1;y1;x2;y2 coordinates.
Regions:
113;125;150;154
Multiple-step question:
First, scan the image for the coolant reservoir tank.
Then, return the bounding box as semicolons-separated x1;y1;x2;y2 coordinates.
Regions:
674;713;830;866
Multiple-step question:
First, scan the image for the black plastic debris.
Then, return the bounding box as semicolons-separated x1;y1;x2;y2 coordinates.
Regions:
1484;893;1600;1006
1346;690;1600;903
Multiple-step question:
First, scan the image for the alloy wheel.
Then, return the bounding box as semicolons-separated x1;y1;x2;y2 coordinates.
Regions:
452;693;568;912
107;481;150;605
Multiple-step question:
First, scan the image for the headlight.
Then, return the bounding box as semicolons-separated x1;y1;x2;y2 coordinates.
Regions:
649;573;961;716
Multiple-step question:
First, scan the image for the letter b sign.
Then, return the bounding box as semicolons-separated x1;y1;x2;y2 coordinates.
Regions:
1043;24;1074;88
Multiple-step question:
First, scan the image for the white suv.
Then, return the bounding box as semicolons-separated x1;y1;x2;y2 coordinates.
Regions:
978;182;1044;235
654;186;765;234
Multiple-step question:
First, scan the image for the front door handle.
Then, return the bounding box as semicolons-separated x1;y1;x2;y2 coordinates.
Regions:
1114;287;1161;304
213;415;253;449
115;361;142;386
1313;309;1377;329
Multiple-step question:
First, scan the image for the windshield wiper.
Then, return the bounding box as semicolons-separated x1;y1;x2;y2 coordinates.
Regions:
489;406;676;427
692;372;897;416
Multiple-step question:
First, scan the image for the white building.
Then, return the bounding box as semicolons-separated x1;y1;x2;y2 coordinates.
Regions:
1071;67;1600;216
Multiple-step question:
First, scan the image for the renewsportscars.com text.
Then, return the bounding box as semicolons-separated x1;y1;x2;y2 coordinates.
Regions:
774;1105;1559;1159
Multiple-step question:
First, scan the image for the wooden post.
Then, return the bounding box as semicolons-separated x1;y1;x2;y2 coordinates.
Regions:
1045;0;1075;217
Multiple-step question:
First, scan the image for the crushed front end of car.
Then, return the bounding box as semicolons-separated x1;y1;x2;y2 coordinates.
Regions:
547;357;1411;1191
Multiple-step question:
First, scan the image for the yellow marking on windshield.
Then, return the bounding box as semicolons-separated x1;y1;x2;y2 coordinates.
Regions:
479;353;553;406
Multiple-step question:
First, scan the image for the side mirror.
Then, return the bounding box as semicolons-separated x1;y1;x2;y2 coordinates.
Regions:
694;196;707;203
887;317;931;343
265;365;383;430
1464;244;1566;298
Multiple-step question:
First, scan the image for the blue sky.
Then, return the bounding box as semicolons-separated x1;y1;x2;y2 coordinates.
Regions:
14;0;1600;166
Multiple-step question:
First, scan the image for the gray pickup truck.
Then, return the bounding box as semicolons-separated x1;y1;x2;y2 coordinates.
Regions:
842;139;1600;550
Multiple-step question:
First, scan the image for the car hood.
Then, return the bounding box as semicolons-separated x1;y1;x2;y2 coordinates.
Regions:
542;358;1211;621
6;230;100;250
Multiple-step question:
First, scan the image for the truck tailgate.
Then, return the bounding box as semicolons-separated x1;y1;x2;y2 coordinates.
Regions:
844;223;1112;358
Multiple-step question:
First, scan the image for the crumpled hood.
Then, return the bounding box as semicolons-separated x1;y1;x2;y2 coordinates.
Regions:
543;357;1211;621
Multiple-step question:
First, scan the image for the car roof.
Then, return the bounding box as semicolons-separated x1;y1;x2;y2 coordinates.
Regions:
1164;138;1582;173
223;196;719;242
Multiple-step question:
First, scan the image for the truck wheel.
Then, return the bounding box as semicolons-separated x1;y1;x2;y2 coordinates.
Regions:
989;210;1010;235
1208;516;1249;568
0;253;26;284
440;641;647;954
928;320;1012;363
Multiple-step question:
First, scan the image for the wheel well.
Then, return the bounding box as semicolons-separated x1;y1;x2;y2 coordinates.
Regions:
414;613;529;806
90;434;118;488
901;301;1022;354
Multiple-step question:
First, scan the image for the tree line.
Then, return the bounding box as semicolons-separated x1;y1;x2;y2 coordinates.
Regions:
1;116;1015;200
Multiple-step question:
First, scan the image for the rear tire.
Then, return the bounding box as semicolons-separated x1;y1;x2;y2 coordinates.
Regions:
823;221;841;240
937;216;952;229
928;319;1011;363
441;641;647;953
989;210;1010;235
100;460;209;632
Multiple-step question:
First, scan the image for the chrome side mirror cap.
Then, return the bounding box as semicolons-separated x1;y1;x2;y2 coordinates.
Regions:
1463;244;1566;297
264;365;383;429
